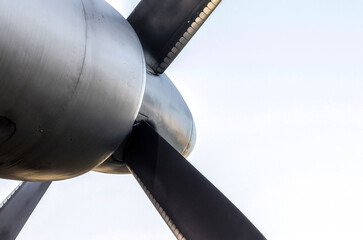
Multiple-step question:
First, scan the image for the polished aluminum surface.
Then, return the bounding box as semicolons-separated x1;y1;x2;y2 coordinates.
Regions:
0;0;145;181
94;70;196;174
136;71;196;157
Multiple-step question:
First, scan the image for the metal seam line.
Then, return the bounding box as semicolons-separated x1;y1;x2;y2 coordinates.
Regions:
127;166;186;240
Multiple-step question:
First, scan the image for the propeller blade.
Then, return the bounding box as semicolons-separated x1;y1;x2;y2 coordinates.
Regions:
0;181;51;240
128;0;222;73
124;121;266;240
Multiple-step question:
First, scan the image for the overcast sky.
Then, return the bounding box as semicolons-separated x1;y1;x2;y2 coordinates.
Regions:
1;0;363;239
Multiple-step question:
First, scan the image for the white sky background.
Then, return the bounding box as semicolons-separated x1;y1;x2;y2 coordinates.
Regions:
1;0;363;239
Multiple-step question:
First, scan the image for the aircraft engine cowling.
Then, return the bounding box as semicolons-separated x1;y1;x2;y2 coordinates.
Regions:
0;0;145;181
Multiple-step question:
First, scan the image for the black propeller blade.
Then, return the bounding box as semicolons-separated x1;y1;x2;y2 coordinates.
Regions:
124;121;266;240
0;181;51;240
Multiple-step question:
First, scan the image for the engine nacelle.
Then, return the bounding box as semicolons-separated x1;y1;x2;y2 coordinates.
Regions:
0;0;145;180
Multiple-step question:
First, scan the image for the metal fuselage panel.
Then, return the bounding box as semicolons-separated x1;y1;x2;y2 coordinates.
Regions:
0;0;145;180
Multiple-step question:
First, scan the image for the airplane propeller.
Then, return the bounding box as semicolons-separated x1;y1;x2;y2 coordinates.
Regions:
0;0;266;239
0;182;51;240
124;121;266;240
0;121;265;240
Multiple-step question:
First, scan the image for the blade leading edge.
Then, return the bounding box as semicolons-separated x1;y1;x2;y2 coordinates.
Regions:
0;181;51;240
124;121;266;240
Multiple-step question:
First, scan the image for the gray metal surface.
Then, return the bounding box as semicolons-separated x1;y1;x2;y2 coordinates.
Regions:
136;72;196;157
124;121;266;240
94;70;196;174
0;117;15;145
92;155;130;174
0;0;145;181
128;0;222;73
0;182;51;240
